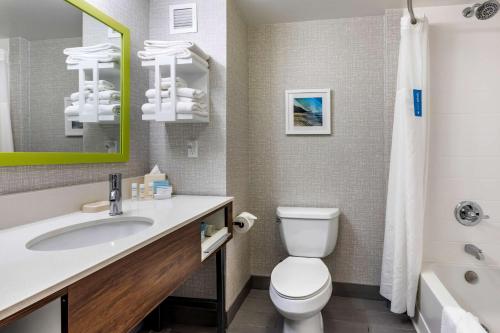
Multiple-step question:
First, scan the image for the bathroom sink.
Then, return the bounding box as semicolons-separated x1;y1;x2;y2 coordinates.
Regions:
26;217;154;251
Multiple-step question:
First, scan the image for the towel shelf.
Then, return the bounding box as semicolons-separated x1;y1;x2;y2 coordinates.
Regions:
66;59;120;124
140;53;209;123
67;62;119;71
201;227;229;262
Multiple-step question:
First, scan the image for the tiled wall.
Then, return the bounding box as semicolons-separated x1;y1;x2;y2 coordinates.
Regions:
412;6;500;269
9;37;82;152
248;17;387;285
0;0;150;195
226;0;251;308
9;37;30;152
29;38;82;152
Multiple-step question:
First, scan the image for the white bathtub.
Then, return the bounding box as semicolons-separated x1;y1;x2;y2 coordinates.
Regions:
414;264;500;333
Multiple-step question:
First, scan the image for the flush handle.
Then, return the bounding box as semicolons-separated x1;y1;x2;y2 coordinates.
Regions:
454;201;489;226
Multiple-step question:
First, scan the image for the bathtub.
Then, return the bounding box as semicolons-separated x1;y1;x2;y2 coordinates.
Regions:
414;264;500;333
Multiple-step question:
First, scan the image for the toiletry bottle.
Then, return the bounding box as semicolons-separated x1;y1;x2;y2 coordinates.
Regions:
148;181;154;198
139;183;145;199
131;183;138;200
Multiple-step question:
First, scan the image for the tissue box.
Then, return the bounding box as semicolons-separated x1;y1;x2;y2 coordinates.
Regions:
144;173;166;197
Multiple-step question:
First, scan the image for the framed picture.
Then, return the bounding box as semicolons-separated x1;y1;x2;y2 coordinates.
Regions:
285;89;331;135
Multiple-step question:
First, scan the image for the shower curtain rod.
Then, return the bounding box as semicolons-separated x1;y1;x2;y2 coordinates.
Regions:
407;0;417;24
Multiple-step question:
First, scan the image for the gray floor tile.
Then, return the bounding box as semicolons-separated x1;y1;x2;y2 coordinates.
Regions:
157;290;416;333
324;319;369;333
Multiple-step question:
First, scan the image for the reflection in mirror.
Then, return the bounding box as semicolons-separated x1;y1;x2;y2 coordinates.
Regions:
0;0;121;153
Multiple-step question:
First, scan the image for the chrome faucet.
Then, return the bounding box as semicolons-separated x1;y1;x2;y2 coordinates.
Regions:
109;173;123;216
465;244;484;260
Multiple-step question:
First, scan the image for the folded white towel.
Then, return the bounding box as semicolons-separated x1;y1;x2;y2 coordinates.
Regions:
70;91;90;101
97;104;120;115
441;307;486;333
143;40;209;60
175;87;206;99
148;97;201;104
145;89;169;99
71;89;120;102
138;49;208;67
65;43;121;65
157;77;188;89
141;102;207;115
84;80;115;91
89;90;120;100
74;98;120;106
64;43;120;55
64;105;79;116
66;52;121;65
145;87;206;100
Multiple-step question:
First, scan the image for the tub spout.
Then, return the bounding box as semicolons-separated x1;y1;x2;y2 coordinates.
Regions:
465;244;484;260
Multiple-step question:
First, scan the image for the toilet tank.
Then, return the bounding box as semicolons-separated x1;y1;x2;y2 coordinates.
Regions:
276;207;340;258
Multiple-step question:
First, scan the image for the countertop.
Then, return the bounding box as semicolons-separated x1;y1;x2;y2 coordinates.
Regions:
0;195;233;321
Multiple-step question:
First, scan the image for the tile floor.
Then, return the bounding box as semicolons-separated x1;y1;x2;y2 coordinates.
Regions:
159;289;416;333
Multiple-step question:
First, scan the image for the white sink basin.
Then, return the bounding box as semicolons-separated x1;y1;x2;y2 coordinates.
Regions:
26;217;154;251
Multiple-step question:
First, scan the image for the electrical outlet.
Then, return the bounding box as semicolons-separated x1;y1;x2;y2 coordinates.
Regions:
187;140;198;158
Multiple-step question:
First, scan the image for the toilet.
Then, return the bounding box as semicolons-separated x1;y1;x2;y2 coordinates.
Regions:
270;207;340;333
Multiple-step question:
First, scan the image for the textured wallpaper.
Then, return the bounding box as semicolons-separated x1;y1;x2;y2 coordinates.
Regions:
226;0;252;308
148;0;227;196
248;16;388;286
0;0;150;195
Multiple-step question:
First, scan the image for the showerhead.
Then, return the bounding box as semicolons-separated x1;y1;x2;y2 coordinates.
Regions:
476;0;499;19
463;0;499;20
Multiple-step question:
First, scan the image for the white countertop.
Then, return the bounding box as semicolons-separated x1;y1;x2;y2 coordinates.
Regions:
0;195;232;321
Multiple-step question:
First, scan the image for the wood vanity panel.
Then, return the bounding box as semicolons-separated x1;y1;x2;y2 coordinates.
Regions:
67;222;200;333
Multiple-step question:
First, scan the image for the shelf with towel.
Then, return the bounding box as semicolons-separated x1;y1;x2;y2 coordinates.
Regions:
201;227;230;262
140;53;209;123
65;58;121;124
66;61;119;71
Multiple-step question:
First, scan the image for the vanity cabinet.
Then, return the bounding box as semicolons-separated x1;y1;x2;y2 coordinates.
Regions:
0;201;233;333
68;222;200;333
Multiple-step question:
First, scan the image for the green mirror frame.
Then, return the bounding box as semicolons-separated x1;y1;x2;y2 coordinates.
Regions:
0;0;130;166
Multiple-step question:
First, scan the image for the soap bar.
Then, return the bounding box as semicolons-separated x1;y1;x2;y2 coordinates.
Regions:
81;201;109;213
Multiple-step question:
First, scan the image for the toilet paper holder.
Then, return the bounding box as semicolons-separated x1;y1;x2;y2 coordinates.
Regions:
232;212;257;230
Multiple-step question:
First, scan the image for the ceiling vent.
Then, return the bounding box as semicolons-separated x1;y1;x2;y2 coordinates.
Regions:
169;3;198;34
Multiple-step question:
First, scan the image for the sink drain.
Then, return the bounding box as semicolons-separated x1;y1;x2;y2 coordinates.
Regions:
464;270;479;284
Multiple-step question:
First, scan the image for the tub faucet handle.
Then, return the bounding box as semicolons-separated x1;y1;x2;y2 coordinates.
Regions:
454;201;489;226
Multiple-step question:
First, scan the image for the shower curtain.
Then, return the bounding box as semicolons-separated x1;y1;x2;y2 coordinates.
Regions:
380;16;429;317
0;48;14;152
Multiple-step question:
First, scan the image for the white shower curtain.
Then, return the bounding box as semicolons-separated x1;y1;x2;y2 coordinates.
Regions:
0;48;14;152
380;16;429;317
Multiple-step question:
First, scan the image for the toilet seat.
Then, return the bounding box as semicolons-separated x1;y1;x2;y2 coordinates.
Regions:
271;257;330;300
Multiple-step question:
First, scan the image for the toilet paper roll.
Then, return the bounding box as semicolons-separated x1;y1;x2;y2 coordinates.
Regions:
234;212;257;234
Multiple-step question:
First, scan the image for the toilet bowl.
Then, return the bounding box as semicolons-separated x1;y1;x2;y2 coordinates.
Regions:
271;207;340;333
270;257;332;333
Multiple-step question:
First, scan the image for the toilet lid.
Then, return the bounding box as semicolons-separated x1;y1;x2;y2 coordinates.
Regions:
271;257;330;300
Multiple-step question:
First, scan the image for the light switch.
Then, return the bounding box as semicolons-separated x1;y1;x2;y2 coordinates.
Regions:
187;140;198;158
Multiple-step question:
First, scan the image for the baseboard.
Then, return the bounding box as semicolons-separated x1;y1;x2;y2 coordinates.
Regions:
226;277;252;325
251;275;271;290
251;275;383;301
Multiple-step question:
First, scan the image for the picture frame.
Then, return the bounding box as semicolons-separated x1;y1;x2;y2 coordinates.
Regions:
285;89;331;135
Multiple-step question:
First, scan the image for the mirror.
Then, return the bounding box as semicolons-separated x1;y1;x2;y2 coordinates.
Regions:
0;0;129;165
